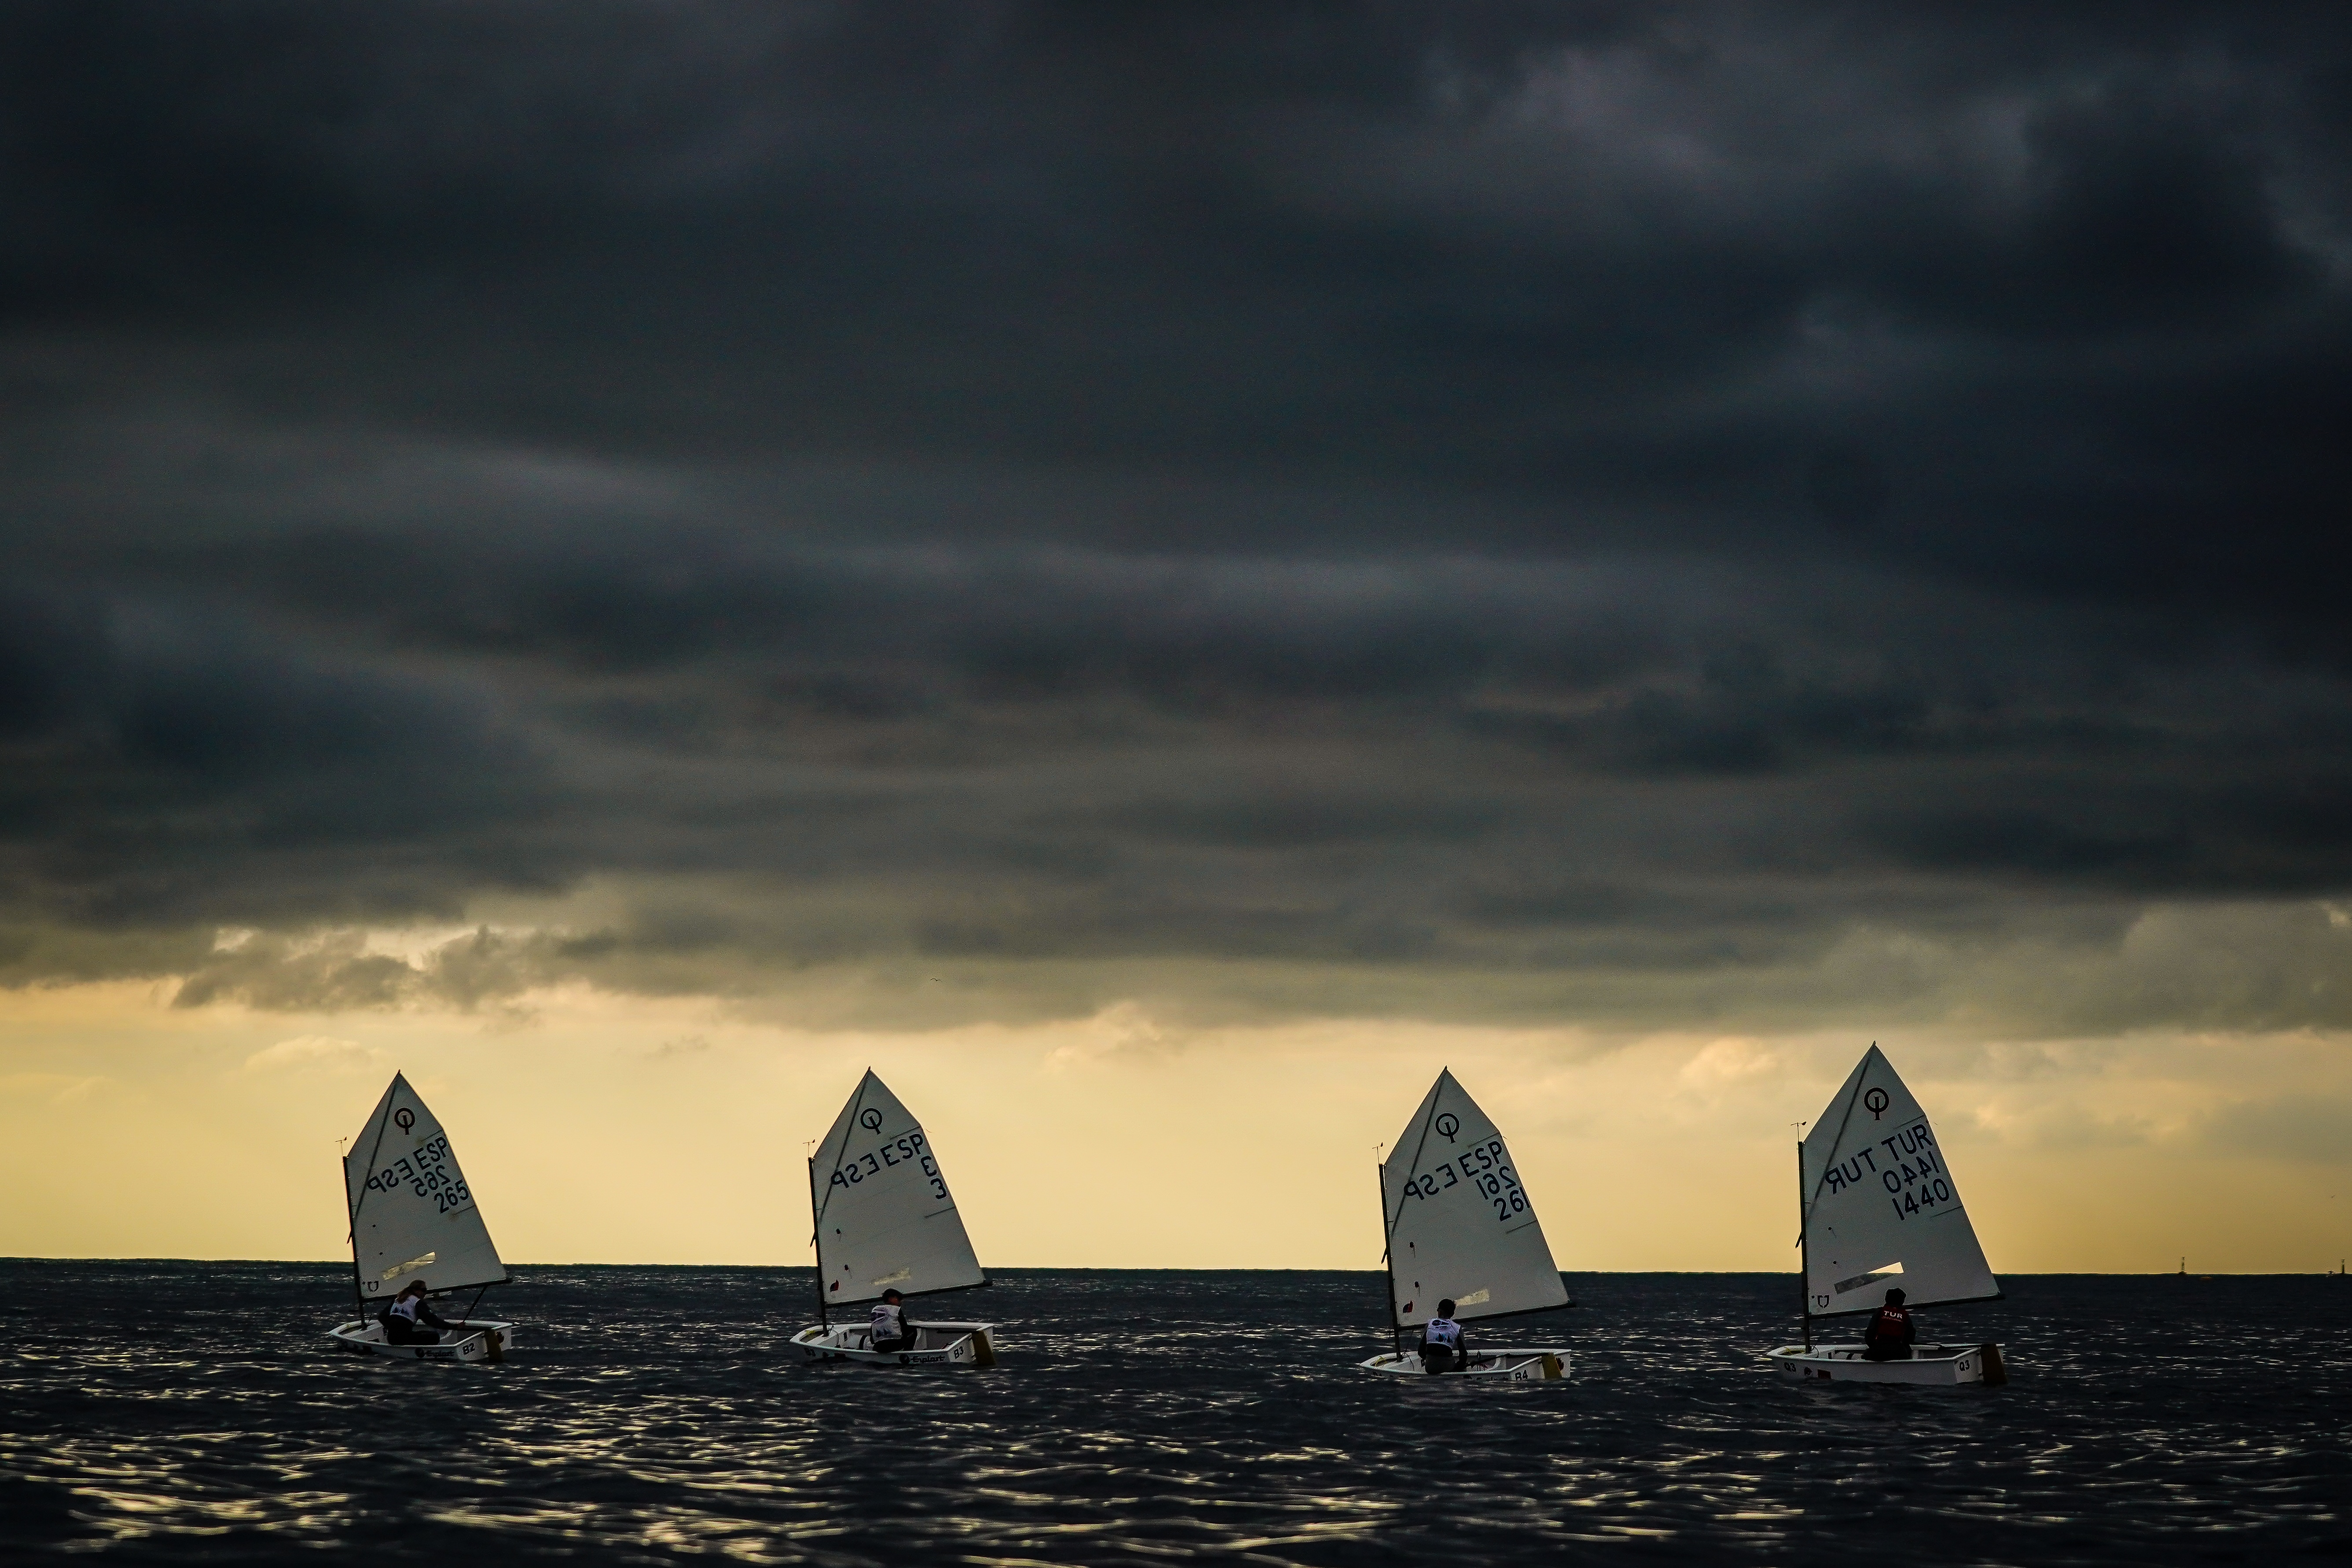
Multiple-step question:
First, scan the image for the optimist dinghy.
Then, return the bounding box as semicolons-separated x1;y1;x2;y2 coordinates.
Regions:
790;1070;998;1368
1358;1069;1571;1380
1766;1043;2006;1387
326;1073;516;1364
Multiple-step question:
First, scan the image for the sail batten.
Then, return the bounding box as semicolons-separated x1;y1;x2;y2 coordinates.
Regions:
1799;1046;1997;1317
344;1073;505;1300
1380;1069;1568;1328
812;1070;986;1306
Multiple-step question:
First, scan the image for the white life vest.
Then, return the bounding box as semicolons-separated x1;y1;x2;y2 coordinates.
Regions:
1424;1315;1462;1348
390;1296;425;1323
869;1301;905;1343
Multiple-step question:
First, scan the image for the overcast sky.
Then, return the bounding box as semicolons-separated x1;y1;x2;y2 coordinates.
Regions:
2;3;2347;1270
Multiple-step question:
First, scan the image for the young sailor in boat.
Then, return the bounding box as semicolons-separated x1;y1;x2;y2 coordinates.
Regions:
868;1289;914;1352
1421;1300;1468;1373
1861;1288;1916;1362
381;1281;457;1346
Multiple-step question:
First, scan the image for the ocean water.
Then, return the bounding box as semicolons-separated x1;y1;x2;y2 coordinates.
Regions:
0;1263;2341;1564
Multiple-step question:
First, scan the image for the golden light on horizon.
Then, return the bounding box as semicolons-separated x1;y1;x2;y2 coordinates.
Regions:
5;977;2344;1276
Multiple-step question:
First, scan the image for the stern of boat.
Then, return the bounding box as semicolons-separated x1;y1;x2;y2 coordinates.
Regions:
447;1319;517;1363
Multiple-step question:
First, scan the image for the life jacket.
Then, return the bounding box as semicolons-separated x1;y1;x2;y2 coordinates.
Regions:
869;1301;906;1343
389;1296;425;1324
1866;1305;1912;1343
1424;1316;1462;1349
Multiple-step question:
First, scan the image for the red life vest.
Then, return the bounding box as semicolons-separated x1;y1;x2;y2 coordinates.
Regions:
1867;1305;1912;1342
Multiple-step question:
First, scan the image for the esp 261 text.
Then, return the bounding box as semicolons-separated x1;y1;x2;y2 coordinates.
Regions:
1401;1138;1529;1224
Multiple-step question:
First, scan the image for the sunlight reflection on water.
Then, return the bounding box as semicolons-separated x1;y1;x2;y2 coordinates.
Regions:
0;1264;2343;1564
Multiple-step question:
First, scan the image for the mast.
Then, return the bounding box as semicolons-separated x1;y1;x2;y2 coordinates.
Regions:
808;1154;827;1329
1376;1157;1402;1354
1797;1137;1811;1351
343;1146;364;1313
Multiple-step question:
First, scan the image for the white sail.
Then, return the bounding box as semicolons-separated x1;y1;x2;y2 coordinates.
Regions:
1380;1069;1568;1328
1801;1044;1997;1318
812;1070;986;1306
344;1073;506;1300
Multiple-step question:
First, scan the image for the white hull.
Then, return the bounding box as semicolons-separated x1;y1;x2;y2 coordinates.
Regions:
792;1320;998;1368
328;1318;516;1364
1768;1341;2006;1386
1360;1347;1568;1380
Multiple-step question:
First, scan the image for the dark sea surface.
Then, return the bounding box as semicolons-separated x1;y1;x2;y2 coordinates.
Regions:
0;1263;2343;1564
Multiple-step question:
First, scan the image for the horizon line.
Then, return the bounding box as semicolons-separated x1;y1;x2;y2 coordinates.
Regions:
1;1256;2338;1278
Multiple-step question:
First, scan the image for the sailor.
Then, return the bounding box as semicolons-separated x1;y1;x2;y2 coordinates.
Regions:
1861;1287;1916;1362
868;1288;914;1352
381;1280;455;1346
1420;1299;1468;1373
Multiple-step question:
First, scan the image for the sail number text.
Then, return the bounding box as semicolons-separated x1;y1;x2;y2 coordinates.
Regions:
1820;1120;1953;1223
830;1131;949;1202
362;1134;473;1214
1402;1139;1528;1223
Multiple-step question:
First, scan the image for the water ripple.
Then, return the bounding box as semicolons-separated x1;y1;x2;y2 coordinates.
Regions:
0;1264;2343;1563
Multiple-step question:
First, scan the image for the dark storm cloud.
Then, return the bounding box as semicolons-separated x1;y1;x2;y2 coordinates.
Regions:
6;2;2344;559
0;2;2349;1032
0;577;557;927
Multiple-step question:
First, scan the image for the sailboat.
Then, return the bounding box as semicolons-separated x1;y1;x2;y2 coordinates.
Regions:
789;1070;998;1367
1358;1069;1572;1379
1767;1043;2007;1386
327;1072;517;1363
